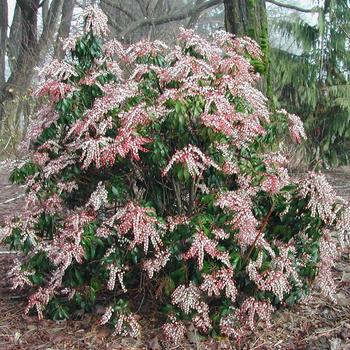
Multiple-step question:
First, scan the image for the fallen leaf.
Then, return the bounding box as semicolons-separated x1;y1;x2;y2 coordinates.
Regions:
341;272;350;282
14;331;21;343
336;292;349;307
329;337;343;350
147;335;161;350
187;323;199;346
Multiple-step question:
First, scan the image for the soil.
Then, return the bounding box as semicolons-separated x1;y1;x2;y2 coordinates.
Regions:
0;165;349;350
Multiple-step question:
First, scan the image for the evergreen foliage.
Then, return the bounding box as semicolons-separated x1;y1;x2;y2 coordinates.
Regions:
1;6;349;344
270;0;350;166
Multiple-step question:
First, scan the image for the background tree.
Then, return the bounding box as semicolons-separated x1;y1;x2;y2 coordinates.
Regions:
54;0;76;59
270;0;350;167
0;0;224;157
0;0;70;155
100;0;224;42
223;0;319;99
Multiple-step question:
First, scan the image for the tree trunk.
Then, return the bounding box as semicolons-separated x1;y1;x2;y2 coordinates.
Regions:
224;0;267;41
2;0;64;99
0;0;39;122
0;0;64;124
2;0;39;103
0;1;8;87
54;0;75;59
42;0;49;26
8;4;22;73
224;0;271;98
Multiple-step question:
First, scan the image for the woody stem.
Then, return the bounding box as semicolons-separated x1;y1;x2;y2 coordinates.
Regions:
243;205;274;265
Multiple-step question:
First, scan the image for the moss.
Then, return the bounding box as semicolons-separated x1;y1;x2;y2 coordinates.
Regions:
248;0;257;8
224;0;272;103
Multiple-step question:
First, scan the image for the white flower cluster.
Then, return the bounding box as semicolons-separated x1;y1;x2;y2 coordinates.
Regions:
299;172;339;223
167;215;190;232
107;263;127;293
249;265;290;302
8;258;34;289
113;313;140;338
142;250;170;278
193;302;212;333
315;231;338;302
171;282;201;314
43;155;76;178
247;245;301;301
100;305;113;325
220;297;274;339
38;60;77;80
162;315;186;344
87;181;108;210
335;206;350;248
100;306;140;338
83;4;109;37
239;297;274;330
25;286;54;320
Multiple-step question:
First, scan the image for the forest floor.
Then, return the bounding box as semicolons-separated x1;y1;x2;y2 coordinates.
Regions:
0;163;349;350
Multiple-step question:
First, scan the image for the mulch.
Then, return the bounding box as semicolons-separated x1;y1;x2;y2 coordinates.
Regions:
0;163;349;350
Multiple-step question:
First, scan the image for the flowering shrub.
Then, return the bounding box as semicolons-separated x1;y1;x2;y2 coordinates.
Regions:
1;5;350;344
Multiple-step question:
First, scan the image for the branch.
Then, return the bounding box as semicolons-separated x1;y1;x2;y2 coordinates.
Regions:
118;0;317;38
266;0;318;13
39;0;64;44
16;0;38;12
186;0;205;29
38;0;49;8
120;0;222;38
135;0;148;17
104;10;123;33
101;0;137;21
340;25;350;40
172;178;183;214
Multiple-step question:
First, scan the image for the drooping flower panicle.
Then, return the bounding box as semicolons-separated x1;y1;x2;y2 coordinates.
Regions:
2;5;348;345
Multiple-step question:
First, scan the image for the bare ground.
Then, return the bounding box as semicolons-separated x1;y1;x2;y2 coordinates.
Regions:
0;165;349;350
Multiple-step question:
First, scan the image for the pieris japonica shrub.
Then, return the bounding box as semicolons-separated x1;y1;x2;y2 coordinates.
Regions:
2;5;350;344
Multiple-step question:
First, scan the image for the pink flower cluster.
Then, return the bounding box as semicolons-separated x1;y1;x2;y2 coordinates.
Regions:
220;297;274;338
162;144;219;178
82;4;109;37
35;81;75;102
200;267;237;302
278;109;307;144
216;190;266;249
116;202;164;253
182;230;230;270
261;152;290;194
